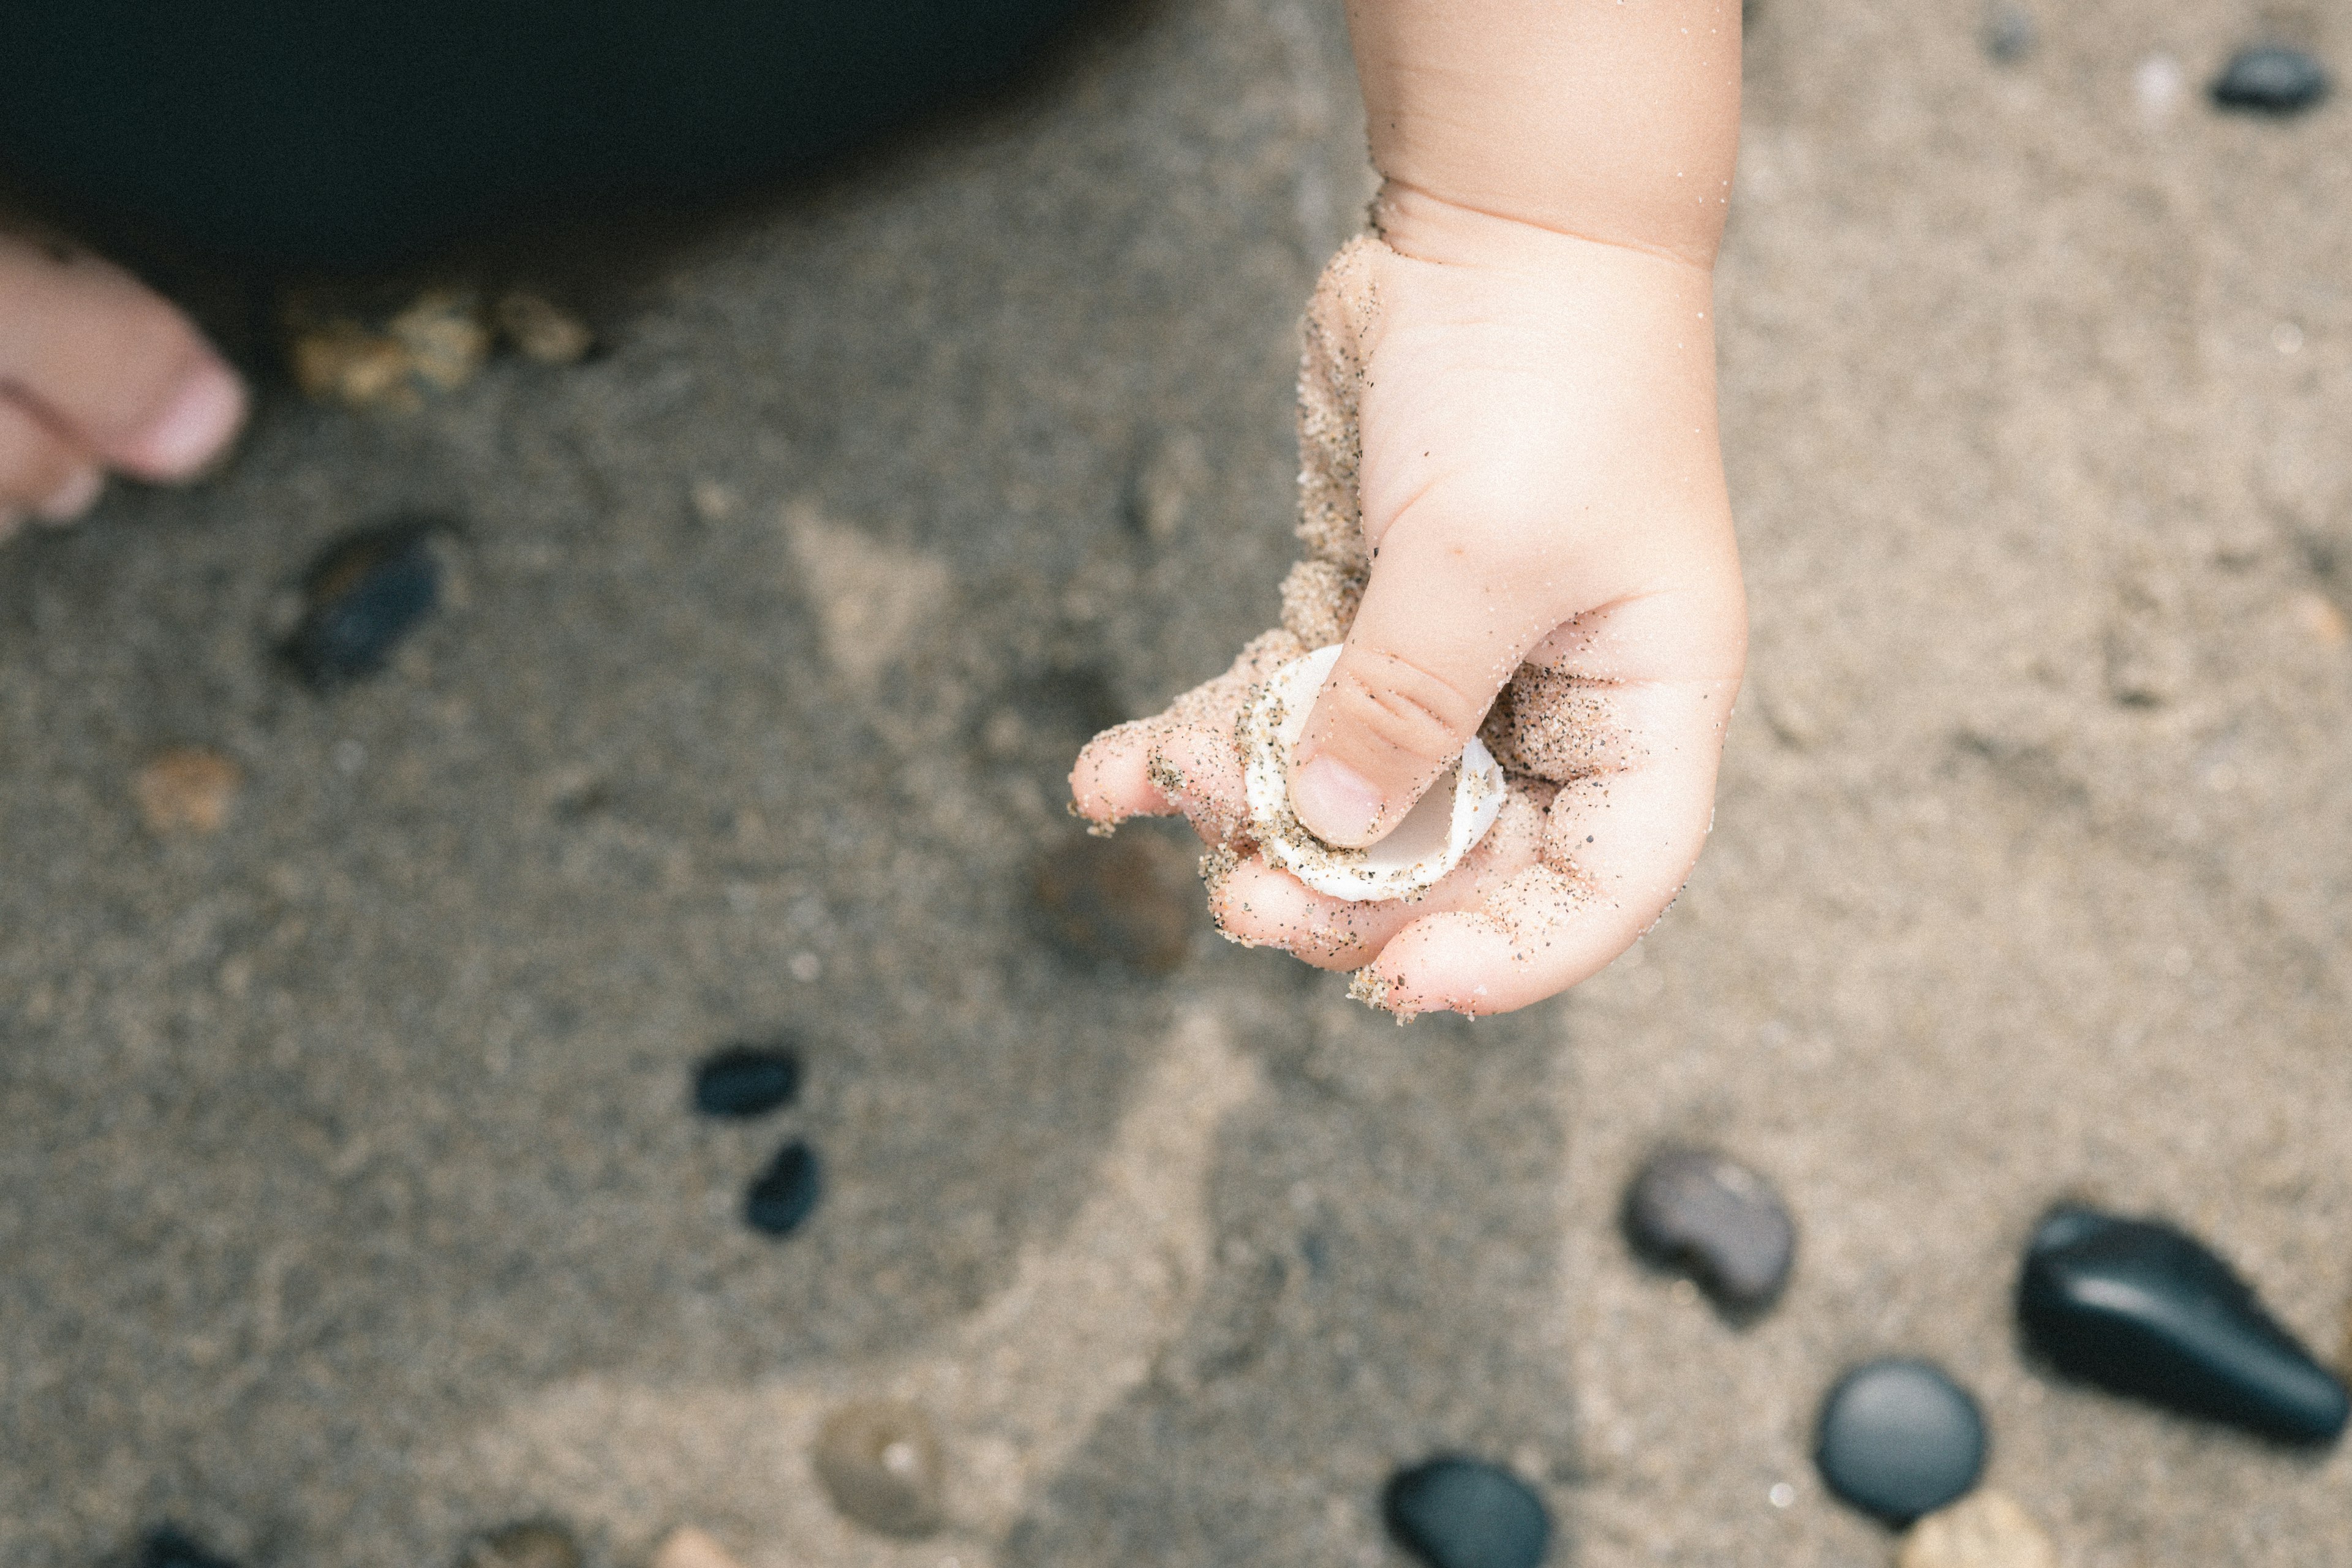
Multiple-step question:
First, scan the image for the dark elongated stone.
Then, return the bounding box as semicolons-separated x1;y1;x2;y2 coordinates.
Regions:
2017;1205;2348;1445
1814;1359;1986;1524
693;1041;801;1117
2210;47;2330;115
141;1528;239;1568
745;1140;821;1237
1382;1456;1549;1568
1621;1144;1795;1314
284;520;443;687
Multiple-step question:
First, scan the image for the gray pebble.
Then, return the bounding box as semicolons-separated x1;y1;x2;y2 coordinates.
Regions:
1621;1144;1795;1314
1815;1359;1987;1524
459;1521;580;1568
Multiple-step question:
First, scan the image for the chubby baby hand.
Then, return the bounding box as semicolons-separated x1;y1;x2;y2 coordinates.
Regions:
1072;198;1745;1018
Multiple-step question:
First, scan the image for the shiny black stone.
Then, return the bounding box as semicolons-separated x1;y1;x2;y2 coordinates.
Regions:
1621;1144;1795;1314
283;520;443;687
693;1041;802;1118
140;1528;239;1568
1382;1456;1549;1568
2017;1205;2348;1445
1814;1359;1986;1524
2211;47;2330;115
745;1140;821;1237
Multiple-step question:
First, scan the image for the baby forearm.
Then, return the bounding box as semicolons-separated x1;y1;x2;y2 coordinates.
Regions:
1345;0;1741;267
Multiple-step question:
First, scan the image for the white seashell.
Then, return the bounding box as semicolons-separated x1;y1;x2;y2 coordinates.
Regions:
1240;644;1506;902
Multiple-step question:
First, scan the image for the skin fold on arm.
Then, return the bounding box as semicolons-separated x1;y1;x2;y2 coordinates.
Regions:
1072;0;1748;1019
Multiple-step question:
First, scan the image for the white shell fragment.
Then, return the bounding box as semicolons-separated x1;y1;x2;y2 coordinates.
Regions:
1240;644;1506;902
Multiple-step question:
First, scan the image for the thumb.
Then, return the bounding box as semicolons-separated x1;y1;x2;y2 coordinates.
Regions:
1285;527;1546;848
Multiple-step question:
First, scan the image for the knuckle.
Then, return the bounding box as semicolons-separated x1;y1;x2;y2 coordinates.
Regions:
1327;649;1483;761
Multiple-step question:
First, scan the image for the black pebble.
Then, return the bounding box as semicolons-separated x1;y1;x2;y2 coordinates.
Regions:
1621;1144;1795;1314
2018;1205;2349;1445
1382;1456;1550;1568
693;1041;802;1117
2211;46;2330;116
745;1140;821;1237
1814;1358;1986;1524
140;1528;239;1568
284;519;444;687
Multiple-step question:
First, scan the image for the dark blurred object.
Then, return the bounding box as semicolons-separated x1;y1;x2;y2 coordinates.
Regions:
283;519;445;687
458;1521;582;1568
1981;2;2035;63
1621;1144;1795;1316
2210;46;2331;116
745;1140;821;1237
0;0;1102;268
1031;827;1197;975
1382;1457;1549;1568
140;1528;238;1568
2018;1206;2348;1445
694;1041;803;1118
1814;1359;1986;1525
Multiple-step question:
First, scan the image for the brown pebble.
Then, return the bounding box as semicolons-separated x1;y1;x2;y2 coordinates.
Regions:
388;290;490;391
1898;1491;2056;1568
649;1526;742;1568
2290;590;2349;647
290;321;415;408
495;290;596;365
811;1399;946;1539
1031;826;1198;974
459;1521;581;1568
135;747;241;835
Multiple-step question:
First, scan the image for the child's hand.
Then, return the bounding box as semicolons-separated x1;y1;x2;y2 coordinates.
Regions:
1071;204;1744;1018
0;230;247;543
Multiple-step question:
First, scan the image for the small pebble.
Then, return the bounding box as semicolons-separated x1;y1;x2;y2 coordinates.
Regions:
745;1140;821;1237
2017;1205;2348;1444
457;1522;579;1568
2211;46;2331;116
134;747;241;835
1381;1456;1549;1568
388;290;490;391
495;291;596;366
1814;1359;1986;1524
693;1041;802;1117
1621;1144;1795;1314
1031;827;1197;974
141;1528;239;1568
812;1399;946;1538
1982;4;2034;62
284;521;443;687
1898;1490;2056;1568
289;321;415;407
650;1526;743;1568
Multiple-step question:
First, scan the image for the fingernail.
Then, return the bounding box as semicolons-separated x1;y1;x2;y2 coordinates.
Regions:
34;466;104;523
1291;755;1385;846
130;360;247;479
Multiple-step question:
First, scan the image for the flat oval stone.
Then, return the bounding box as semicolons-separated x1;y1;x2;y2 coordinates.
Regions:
693;1041;801;1117
1898;1490;2056;1568
1621;1145;1795;1313
1031;828;1196;975
1814;1359;1986;1524
812;1399;946;1538
142;1528;239;1568
2211;46;2330;115
458;1522;581;1568
744;1140;821;1237
284;521;444;687
1381;1456;1549;1568
2016;1205;2348;1444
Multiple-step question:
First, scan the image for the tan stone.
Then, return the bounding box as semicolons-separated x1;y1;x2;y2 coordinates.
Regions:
1898;1490;2056;1568
496;290;596;365
134;747;241;835
290;322;415;408
811;1398;944;1539
649;1526;743;1568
